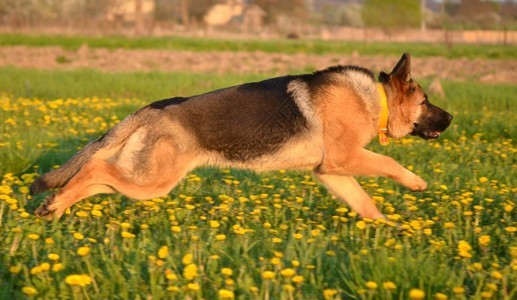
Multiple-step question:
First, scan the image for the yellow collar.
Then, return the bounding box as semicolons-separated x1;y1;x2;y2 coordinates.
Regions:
376;83;390;146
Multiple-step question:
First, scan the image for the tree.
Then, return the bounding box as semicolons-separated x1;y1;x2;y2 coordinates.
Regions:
362;0;421;29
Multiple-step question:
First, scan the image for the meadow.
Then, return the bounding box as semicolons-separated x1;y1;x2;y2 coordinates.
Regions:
0;40;516;299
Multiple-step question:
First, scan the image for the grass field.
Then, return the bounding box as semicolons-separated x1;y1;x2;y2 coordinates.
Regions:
0;33;516;60
0;57;516;299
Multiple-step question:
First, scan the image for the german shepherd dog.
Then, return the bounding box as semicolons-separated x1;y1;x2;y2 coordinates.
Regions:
31;53;452;220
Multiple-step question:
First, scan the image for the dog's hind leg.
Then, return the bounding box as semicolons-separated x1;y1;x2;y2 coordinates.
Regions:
35;141;195;219
315;173;385;220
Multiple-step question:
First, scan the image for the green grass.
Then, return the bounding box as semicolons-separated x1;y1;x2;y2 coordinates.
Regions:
0;33;515;59
0;68;516;299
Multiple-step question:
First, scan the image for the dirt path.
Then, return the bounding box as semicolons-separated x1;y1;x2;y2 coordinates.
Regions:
1;45;515;84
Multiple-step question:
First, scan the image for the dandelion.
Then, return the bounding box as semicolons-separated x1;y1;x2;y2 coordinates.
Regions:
491;270;503;280
292;275;304;284
478;235;491;247
383;281;397;291
183;264;198;280
434;292;448;300
182;253;193;264
158;246;169;259
27;233;39;240
272;237;282;243
323;289;338;299
280;268;295;278
40;262;50;271
365;281;377;290
48;253;60;261
91;209;102;217
22;287;38;296
457;240;472;258
73;232;84;240
210;220;220;228
215;234;226;241
409;288;425;300
121;231;135;238
480;291;493;298
505;226;516;233
171;226;181;233
65;274;92;287
77;246;90;256
356;221;366;230
262;271;275;279
9;265;21;274
218;289;235;299
221;268;233;276
187;282;200;291
52;263;64;272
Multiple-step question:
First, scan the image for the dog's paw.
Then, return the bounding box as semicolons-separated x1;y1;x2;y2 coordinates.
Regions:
34;194;58;220
408;175;427;192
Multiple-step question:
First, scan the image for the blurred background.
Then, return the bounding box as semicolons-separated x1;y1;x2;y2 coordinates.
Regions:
0;0;516;44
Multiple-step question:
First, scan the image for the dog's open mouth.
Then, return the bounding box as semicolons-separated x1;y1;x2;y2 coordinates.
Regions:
423;130;441;139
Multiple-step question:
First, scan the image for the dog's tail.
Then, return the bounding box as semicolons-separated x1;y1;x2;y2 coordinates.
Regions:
30;136;106;195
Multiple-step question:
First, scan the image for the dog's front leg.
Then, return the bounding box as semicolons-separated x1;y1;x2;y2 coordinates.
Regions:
319;149;427;192
315;173;385;220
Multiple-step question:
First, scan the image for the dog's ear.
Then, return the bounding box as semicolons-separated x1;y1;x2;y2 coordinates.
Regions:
391;53;411;82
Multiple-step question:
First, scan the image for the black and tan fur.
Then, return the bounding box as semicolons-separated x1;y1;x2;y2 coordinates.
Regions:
31;53;452;220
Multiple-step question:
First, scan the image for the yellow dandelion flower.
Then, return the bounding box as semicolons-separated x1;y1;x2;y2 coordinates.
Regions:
262;271;275;279
491;270;503;280
91;209;102;217
434;292;448;300
453;286;465;294
443;222;455;229
39;263;50;271
356;221;366;230
365;281;378;290
409;288;425;300
121;231;135;238
221;268;233;276
215;234;226;241
323;289;338;299
505;226;516;233
77;246;90;256
158;246;169;259
73;232;84;240
187;282;200;291
210;220;220;228
182;253;193;264
27;233;39;241
183;264;198;280
22;287;38;296
480;291;492;298
52;263;64;272
292;275;304;284
75;211;88;218
30;266;42;275
478;235;491;247
272;237;282;243
9;265;21;274
48;253;60;261
383;281;397;291
280;268;295;278
65;274;92;287
171;226;181;233
218;289;235;299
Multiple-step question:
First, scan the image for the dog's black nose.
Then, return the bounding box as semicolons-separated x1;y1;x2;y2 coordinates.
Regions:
447;113;453;121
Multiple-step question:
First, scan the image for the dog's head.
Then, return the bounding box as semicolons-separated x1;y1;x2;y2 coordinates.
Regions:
380;53;453;139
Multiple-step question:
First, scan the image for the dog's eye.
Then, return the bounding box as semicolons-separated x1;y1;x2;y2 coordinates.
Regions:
421;99;429;105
